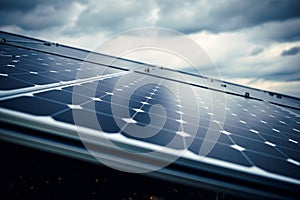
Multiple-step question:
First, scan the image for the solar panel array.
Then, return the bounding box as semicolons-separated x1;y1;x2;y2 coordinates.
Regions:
0;31;299;198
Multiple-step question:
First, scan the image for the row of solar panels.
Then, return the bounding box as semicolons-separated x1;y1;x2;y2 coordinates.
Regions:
1;31;299;110
0;31;299;199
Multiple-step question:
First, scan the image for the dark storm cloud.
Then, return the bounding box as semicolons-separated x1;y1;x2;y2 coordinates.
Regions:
156;0;300;34
1;0;300;36
70;0;300;44
281;46;300;56
249;18;300;42
0;0;87;30
0;0;83;13
0;0;41;11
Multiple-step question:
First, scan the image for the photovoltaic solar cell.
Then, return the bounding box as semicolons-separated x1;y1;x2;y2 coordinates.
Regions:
0;31;299;199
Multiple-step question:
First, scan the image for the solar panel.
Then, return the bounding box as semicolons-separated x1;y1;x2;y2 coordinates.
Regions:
0;30;299;199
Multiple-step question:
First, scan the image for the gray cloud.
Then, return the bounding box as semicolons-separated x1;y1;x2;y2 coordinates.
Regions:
74;1;156;34
156;0;300;34
281;46;300;56
0;0;299;96
0;0;87;30
211;52;300;83
264;71;300;82
0;0;41;11
2;0;299;36
72;0;300;44
247;18;300;43
249;47;264;56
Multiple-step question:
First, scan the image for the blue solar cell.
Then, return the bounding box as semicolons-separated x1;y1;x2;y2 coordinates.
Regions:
0;65;26;74
222;125;262;140
35;90;91;105
188;138;252;166
123;128;184;149
262;134;299;150
231;135;282;156
53;108;121;133
245;151;300;179
0;76;34;90
0;96;67;115
277;147;300;162
40;71;75;81
11;73;58;85
62;85;96;96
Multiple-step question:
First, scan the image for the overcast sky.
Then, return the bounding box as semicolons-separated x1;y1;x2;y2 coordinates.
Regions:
0;0;299;97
